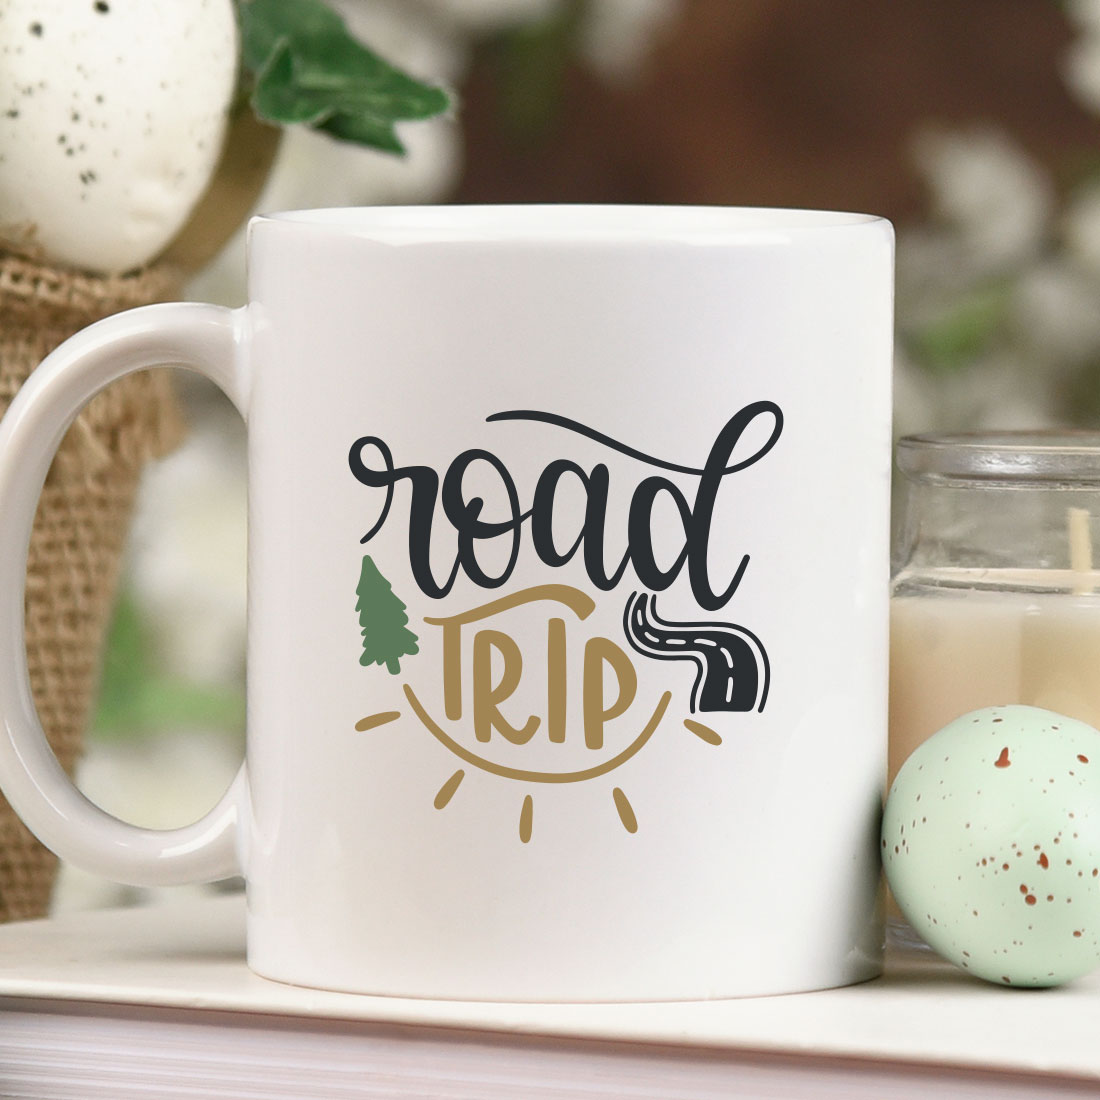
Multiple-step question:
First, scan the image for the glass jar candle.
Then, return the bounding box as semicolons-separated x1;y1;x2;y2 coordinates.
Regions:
890;431;1100;787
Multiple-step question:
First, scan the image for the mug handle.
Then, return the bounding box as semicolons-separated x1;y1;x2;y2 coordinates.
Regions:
0;301;247;886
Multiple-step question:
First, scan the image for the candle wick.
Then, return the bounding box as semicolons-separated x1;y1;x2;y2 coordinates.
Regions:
1068;506;1093;594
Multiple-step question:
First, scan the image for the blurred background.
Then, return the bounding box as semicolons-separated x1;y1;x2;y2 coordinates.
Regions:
55;0;1100;909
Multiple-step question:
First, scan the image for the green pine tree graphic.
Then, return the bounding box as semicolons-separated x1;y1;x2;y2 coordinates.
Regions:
355;555;420;675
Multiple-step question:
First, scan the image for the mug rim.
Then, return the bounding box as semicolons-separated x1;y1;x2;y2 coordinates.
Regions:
249;204;889;243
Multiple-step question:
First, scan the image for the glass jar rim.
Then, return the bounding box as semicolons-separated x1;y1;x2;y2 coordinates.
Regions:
897;430;1100;483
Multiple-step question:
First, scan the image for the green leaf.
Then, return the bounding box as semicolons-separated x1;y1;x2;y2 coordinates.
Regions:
92;592;245;743
238;0;346;73
902;281;1013;376
493;0;586;140
237;0;451;155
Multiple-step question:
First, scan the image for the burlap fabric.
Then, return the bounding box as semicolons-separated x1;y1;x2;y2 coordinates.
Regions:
0;252;185;921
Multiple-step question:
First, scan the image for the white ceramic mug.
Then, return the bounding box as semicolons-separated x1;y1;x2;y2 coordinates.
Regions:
0;206;893;1000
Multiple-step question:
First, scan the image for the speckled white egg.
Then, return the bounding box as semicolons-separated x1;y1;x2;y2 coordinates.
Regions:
884;705;1100;987
0;0;237;274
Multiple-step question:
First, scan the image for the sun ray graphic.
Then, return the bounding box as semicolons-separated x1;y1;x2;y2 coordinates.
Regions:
433;769;465;810
355;711;401;732
612;787;638;833
519;795;534;843
356;703;723;844
683;718;722;746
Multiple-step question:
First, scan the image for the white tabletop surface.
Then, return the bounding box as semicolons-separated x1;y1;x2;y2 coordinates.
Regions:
0;895;1096;1079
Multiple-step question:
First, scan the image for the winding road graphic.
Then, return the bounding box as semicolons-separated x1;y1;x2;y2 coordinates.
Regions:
623;591;769;714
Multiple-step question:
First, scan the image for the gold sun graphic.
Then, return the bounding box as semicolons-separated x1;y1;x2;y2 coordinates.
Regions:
354;704;722;842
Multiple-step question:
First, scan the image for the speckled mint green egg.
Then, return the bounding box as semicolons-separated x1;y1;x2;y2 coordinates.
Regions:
883;705;1100;987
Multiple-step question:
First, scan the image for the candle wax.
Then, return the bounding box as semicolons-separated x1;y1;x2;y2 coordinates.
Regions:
889;585;1100;788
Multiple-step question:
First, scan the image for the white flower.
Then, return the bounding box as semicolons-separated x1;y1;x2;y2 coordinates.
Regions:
1012;259;1100;366
580;0;680;81
412;0;562;33
895;330;1063;437
1063;185;1100;275
911;128;1052;275
932;355;1059;433
892;348;940;440
1064;0;1100;32
1064;34;1100;112
896;225;985;320
247;120;461;220
1063;0;1100;113
331;0;467;83
126;409;247;687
